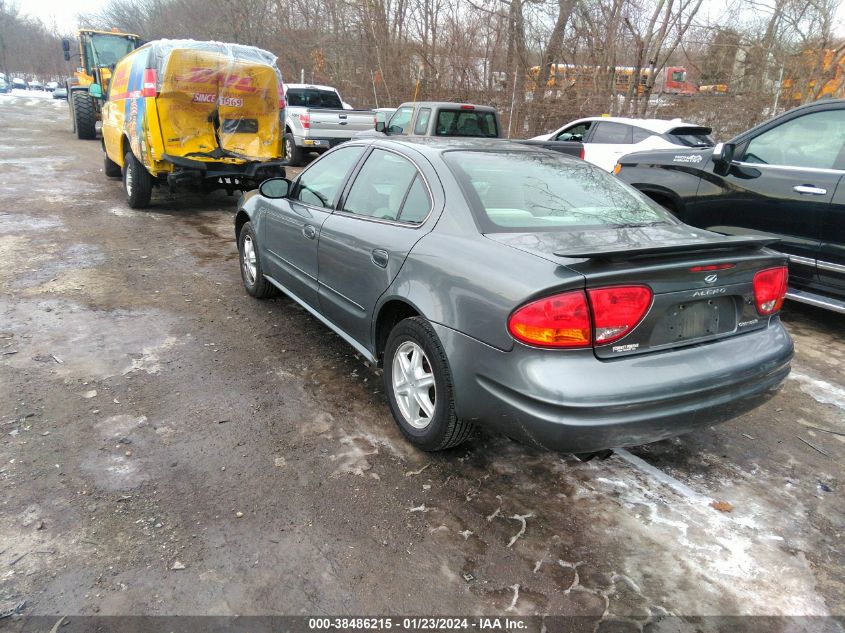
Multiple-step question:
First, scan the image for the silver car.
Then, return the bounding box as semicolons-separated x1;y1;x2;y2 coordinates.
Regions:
235;138;793;453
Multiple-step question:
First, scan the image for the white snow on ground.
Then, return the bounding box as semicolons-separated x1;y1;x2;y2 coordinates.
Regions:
790;367;845;411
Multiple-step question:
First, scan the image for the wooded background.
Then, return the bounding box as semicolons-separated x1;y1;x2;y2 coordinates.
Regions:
1;0;843;138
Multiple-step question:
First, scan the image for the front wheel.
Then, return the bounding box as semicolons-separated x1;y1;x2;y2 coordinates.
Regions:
238;221;279;298
123;151;153;209
384;317;473;451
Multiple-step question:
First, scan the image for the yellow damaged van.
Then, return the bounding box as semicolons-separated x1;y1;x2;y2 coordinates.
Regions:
99;39;286;208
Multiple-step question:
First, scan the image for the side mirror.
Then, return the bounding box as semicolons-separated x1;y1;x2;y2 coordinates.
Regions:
375;121;385;133
712;142;736;175
88;83;103;99
259;177;291;199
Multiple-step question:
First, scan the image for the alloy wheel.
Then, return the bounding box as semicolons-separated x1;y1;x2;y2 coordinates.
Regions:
392;341;436;429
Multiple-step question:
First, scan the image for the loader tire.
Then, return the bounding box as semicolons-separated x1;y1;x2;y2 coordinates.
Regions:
72;91;97;140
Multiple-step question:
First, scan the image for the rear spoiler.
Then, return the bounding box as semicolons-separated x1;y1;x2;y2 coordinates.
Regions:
668;125;713;136
555;236;779;260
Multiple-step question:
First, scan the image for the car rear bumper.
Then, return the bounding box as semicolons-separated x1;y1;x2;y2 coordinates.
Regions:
432;320;793;453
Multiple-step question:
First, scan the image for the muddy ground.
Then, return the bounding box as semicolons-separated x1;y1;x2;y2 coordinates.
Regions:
0;92;843;629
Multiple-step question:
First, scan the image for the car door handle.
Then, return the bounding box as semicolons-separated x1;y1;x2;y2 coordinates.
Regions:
302;225;317;239
793;185;827;195
371;249;389;268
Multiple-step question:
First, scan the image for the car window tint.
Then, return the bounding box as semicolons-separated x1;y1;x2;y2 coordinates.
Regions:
743;110;845;169
555;122;591;141
285;88;343;109
591;122;633;144
398;175;431;223
445;150;668;232
294;146;364;208
343;149;418;221
414;108;431;135
387;106;414;135
435;110;498;137
632;127;654;143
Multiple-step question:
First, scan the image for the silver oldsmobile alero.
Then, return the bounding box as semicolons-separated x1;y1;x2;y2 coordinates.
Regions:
234;138;793;453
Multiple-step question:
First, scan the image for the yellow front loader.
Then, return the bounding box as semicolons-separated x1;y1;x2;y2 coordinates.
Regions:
62;29;142;139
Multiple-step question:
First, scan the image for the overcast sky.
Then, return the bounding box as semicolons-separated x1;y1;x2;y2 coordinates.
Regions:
17;0;845;37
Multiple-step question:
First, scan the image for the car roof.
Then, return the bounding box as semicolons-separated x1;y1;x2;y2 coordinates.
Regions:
570;116;706;134
368;136;579;160
398;101;497;112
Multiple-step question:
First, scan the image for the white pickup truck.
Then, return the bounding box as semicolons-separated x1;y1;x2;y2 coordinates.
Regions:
283;83;375;166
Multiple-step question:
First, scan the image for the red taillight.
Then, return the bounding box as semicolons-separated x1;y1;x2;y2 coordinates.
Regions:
278;83;286;108
588;285;653;344
142;68;157;97
579;147;585;160
300;111;310;129
508;290;592;348
753;266;788;315
689;263;735;272
460;104;475;110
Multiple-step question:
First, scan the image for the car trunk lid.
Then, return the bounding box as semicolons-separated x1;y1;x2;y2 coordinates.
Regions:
486;225;786;359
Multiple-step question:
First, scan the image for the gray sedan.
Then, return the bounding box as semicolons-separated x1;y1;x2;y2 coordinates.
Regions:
234;138;793;453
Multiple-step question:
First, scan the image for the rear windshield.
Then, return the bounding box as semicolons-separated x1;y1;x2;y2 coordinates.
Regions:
667;127;714;147
286;88;343;109
435;110;498;137
444;150;669;232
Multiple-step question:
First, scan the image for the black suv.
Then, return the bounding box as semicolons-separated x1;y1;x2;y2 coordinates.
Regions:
615;100;845;314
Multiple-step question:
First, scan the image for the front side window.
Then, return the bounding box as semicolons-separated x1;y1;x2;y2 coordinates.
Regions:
414;108;432;135
343;149;427;222
743;110;845;169
445;150;668;232
555;122;592;141
590;121;632;144
434;110;498;137
386;106;414;135
293;145;364;208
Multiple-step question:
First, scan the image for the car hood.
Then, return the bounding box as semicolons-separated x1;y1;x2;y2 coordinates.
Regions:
484;223;765;263
618;146;714;167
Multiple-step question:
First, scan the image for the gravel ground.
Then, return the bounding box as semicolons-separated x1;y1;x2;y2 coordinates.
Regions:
0;92;843;628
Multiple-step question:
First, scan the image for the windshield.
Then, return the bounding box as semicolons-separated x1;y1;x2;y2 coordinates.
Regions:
88;34;137;68
286;88;343;109
435;110;498;137
444;150;669;232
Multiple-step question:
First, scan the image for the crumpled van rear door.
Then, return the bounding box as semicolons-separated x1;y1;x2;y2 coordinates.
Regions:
156;45;281;161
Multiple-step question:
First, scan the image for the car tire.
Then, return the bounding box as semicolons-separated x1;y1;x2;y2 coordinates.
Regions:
238;221;279;299
123;151;153;209
284;132;304;167
384;317;473;451
104;152;121;178
71;91;96;140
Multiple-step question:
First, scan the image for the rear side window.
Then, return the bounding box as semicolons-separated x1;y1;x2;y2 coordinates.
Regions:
398;175;431;223
343;149;420;221
285;88;343;109
590;122;632;144
414;108;431;135
632;127;655;143
444;150;667;232
435;110;498;137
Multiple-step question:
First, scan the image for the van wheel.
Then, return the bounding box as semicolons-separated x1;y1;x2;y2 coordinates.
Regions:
384;317;474;451
104;152;121;178
71;91;96;140
123;151;153;209
284;132;304;167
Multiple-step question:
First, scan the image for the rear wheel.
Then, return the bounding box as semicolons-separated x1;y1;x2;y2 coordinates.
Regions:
384;317;473;451
123;151;153;209
238;221;278;298
104;152;121;178
284;132;304;167
71;91;96;140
